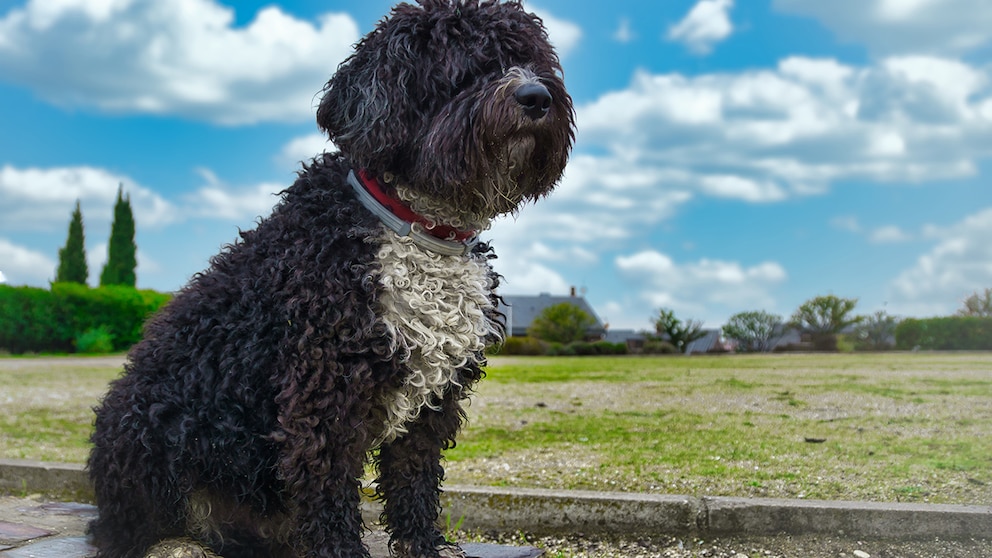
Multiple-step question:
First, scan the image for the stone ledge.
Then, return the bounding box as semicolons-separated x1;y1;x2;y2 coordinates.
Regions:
2;459;989;541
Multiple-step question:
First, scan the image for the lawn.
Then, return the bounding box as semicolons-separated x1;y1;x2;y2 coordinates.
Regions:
1;352;989;505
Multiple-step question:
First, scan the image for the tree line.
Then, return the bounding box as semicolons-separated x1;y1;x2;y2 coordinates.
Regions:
516;289;992;355
719;290;991;352
55;185;138;287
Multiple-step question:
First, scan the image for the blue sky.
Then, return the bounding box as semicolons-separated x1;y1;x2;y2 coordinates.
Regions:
1;0;990;331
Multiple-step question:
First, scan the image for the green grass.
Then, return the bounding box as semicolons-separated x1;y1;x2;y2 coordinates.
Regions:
446;353;992;505
2;353;990;505
0;357;123;462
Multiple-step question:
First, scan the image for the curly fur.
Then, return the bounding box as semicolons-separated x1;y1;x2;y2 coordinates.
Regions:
87;1;573;557
374;232;501;444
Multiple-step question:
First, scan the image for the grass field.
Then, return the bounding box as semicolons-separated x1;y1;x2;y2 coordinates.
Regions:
1;353;989;505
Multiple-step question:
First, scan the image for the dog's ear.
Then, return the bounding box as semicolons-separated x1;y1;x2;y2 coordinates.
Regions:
316;6;428;173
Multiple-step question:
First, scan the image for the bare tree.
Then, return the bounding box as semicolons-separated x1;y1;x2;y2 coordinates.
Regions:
789;295;861;351
958;288;992;318
851;310;898;351
652;308;706;353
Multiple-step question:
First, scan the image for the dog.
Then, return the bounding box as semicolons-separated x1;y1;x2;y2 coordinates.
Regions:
86;1;574;557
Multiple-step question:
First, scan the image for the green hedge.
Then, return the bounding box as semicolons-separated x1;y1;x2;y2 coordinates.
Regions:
895;317;992;351
0;283;171;354
492;336;628;356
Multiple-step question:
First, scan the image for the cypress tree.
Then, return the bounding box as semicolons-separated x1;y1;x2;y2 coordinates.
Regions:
55;200;89;285
100;184;138;287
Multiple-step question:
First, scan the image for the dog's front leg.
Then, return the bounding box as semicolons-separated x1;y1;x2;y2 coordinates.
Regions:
277;417;371;558
376;390;467;558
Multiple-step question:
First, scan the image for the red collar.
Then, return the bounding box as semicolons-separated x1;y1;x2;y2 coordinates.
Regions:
355;169;476;242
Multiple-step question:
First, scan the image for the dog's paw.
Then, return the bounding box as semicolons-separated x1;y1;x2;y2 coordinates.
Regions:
435;543;468;558
390;540;467;558
145;538;222;558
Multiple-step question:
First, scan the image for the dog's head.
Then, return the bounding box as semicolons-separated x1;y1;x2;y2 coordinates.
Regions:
317;0;574;224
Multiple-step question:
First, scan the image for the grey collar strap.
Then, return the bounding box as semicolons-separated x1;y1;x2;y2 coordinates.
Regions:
348;170;476;257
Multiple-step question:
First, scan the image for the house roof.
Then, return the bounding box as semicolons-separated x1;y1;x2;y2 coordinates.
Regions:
500;293;606;337
685;329;723;354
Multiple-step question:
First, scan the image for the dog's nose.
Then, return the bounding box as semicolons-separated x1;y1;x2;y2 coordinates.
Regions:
514;82;552;120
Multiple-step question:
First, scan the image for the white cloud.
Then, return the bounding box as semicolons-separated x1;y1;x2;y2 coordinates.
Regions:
0;165;176;230
699;175;787;202
831;215;862;233
774;0;992;56
491;256;571;296
278;133;336;167
574;55;992;208
832;216;913;243
87;242;107;287
614;17;635;43
888;207;992;316
667;0;734;55
487;153;695;256
86;241;162;288
527;5;582;58
0;163;284;245
614;249;787;325
869;225;912;244
0;238;56;285
0;0;359;125
185;168;281;221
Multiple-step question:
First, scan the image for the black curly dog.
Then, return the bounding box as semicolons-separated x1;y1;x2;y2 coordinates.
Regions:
87;1;573;557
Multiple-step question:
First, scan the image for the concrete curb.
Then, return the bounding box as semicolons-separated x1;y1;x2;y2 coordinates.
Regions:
438;486;992;540
0;459;92;502
2;459;989;541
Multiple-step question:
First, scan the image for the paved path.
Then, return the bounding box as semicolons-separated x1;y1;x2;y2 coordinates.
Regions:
0;355;127;370
0;496;541;558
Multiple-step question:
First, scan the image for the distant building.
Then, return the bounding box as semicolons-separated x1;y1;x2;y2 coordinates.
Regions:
0;270;6;284
500;290;607;339
684;329;730;354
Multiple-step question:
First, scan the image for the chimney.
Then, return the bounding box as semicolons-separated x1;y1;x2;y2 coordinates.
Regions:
570;286;576;297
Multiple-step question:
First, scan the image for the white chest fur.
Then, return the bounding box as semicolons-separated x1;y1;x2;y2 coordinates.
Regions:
373;231;500;444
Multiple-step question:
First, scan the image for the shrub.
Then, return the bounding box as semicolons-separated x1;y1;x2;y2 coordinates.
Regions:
528;302;596;344
493;337;626;356
594;340;628;355
570;341;596;355
495;336;546;356
641;339;678;355
895;317;992;350
75;326;116;354
0;284;171;354
0;286;65;353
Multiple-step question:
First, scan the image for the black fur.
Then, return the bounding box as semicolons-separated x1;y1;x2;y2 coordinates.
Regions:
87;1;573;557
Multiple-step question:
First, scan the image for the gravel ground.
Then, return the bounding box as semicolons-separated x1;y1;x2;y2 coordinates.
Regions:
464;531;992;558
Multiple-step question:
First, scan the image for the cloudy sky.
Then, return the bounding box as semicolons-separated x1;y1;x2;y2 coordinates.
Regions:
1;0;990;330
